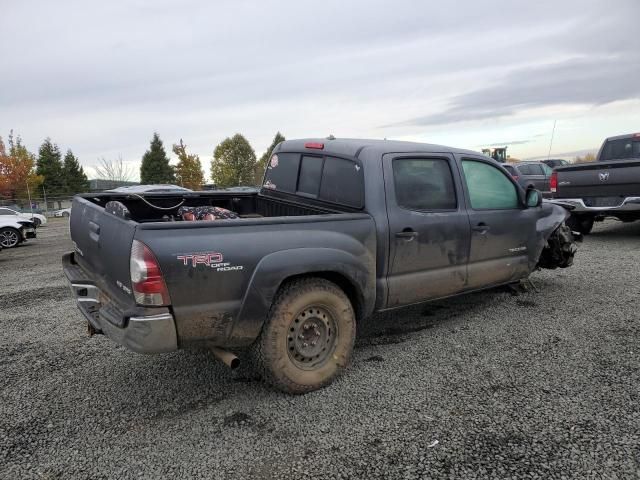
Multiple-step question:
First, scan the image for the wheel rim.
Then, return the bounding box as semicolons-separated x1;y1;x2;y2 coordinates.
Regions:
287;305;337;370
0;230;19;248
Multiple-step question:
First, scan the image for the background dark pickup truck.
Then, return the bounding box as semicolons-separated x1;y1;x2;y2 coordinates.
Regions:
64;138;576;393
551;132;640;234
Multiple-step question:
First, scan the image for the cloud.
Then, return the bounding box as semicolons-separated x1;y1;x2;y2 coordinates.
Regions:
1;0;638;168
478;140;531;147
395;54;640;127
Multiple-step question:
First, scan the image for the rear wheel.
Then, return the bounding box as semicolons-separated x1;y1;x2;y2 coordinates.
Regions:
0;228;21;248
252;278;356;394
32;217;41;227
62;211;70;218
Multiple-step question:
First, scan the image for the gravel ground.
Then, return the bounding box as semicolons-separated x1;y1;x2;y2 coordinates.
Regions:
1;218;639;479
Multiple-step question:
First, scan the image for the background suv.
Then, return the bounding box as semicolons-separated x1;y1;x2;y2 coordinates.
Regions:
502;162;554;195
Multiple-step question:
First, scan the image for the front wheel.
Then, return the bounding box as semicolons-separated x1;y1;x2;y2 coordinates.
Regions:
0;227;21;248
252;278;356;394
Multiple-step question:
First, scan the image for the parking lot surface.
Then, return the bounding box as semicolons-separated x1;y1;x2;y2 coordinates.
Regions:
1;218;639;479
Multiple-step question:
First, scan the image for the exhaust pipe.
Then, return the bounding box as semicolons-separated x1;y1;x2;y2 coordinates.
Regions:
209;346;240;370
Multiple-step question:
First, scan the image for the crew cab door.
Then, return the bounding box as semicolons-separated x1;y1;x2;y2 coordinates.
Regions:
459;157;537;289
383;153;470;307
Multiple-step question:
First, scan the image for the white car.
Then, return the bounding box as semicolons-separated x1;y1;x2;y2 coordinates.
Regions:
53;208;71;217
0;216;37;248
0;207;47;227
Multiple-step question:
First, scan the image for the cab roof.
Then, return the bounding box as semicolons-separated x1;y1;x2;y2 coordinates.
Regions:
277;138;485;161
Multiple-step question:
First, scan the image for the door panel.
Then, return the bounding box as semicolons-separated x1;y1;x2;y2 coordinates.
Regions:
460;158;536;289
383;154;470;307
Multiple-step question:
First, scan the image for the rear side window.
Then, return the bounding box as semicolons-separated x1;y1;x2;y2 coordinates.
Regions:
517;164;531;175
392;158;457;210
462;160;518;210
319;156;363;207
528;164;544;175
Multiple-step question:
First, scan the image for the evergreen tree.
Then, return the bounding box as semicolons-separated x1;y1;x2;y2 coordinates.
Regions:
173;139;204;190
211;134;257;188
140;132;175;184
255;132;285;184
62;149;89;194
36;138;65;196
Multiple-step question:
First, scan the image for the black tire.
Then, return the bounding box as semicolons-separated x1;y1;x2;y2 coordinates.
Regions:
252;278;356;394
566;214;594;235
0;227;21;248
32;217;41;227
537;223;577;269
62;211;70;218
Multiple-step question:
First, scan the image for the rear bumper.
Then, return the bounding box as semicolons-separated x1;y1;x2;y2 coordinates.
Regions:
62;252;178;354
555;196;640;214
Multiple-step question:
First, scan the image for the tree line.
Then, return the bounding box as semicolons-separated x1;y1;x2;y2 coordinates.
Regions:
0;130;285;200
0;132;88;200
137;131;285;189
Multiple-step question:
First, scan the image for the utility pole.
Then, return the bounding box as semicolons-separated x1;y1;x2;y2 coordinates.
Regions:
42;185;48;217
547;120;557;161
26;181;34;217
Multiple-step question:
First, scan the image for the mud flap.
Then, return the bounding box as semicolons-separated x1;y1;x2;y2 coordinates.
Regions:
537;224;577;269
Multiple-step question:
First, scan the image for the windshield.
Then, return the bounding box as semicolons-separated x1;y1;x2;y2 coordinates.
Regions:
600;138;640;161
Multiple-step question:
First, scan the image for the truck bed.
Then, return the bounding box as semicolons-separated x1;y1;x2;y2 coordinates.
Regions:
79;190;338;223
68;190;377;349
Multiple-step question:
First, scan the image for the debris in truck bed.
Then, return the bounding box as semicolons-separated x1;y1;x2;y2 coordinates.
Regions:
177;206;238;221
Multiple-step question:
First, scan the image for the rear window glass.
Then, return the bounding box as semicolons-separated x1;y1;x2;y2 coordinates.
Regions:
601;138;640;161
263;153;364;208
319;156;364;207
297;156;323;196
263;152;299;192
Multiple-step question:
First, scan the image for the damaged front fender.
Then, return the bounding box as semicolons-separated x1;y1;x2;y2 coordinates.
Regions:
535;201;578;270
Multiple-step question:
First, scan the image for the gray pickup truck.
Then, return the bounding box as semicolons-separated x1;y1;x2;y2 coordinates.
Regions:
551;132;640;234
63;138;577;393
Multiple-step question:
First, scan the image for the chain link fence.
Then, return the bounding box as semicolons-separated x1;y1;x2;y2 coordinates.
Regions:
0;195;74;217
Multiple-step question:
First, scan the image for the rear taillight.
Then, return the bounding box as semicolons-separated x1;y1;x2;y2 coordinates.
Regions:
512;175;519;181
550;171;558;193
130;240;170;306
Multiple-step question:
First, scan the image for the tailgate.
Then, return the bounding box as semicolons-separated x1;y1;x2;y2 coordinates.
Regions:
556;160;640;198
69;196;137;307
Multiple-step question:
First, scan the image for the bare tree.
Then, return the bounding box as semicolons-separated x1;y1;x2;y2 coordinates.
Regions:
94;156;134;182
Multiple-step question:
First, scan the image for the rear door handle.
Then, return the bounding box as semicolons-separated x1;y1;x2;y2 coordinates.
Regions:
472;223;490;233
395;230;418;240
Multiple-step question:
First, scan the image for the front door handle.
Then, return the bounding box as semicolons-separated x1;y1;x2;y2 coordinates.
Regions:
395;229;418;240
471;222;490;233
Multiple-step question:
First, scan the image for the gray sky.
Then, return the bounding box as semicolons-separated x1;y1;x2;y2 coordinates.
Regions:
2;0;639;179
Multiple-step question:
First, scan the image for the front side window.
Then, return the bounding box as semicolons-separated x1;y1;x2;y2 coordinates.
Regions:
393;158;457;211
462;160;519;210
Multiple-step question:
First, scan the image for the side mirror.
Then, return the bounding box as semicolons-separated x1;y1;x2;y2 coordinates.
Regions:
525;188;542;208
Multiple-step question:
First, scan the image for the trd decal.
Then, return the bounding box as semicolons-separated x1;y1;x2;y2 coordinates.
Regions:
176;253;244;272
177;253;223;267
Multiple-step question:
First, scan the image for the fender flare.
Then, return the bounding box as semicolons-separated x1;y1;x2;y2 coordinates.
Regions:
229;248;375;345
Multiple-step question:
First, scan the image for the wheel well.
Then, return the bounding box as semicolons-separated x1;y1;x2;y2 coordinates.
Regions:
278;272;363;322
